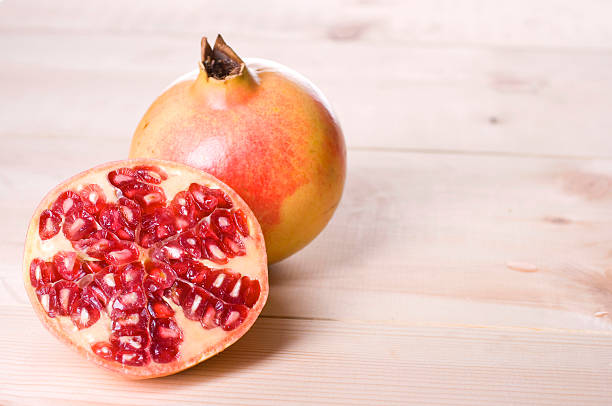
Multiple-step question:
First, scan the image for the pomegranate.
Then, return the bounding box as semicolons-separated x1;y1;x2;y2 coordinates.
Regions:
129;35;346;263
23;159;268;378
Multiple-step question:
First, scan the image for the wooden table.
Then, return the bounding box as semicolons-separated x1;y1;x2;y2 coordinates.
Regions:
2;1;612;404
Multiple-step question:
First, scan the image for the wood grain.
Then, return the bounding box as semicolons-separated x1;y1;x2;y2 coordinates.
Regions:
2;1;612;157
2;0;612;405
3;137;612;330
2;306;612;406
3;0;612;50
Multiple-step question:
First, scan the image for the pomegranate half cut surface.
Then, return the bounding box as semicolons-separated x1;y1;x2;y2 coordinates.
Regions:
23;159;268;378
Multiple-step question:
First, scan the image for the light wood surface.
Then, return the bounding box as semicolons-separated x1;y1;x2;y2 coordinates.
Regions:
2;1;612;405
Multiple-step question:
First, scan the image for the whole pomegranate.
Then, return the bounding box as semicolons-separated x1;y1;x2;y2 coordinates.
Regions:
129;35;346;264
24;159;268;378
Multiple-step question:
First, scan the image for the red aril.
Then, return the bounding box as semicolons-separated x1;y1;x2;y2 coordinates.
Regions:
79;184;107;215
23;159;268;378
39;210;62;240
71;298;101;329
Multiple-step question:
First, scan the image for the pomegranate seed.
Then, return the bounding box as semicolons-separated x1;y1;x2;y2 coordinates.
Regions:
153;212;176;239
109;288;147;317
150;342;179;364
194;220;217;239
147;299;174;318
81;259;110;274
177;231;202;259
29;259;60;287
111;308;149;332
110;328;150;352
47;262;62;282
156;240;187;263
35;284;58;317
147;245;167;264
115;350;149;366
79;184;106;215
208;189;233;209
98;204;137;241
98;206;128;239
181;286;212;321
108;167;138;188
62;209;97;241
139;208;177;248
168;280;192;307
84;239;115;260
53;251;84;281
29;259;45;287
143;277;164;299
170;259;210;284
233;209;249;237
39;209;62;240
133;165;168;184
150;318;183;346
76;273;94;289
240;277;261;308
221;273;244;305
145;261;176;289
73;230;118;259
117;197;141;226
200;305;219;329
105;241;139;265
91;342;115;360
70;299;101;329
210;209;236;236
219;304;248;331
116;262;145;291
221;233;246;257
188;183;219;217
52;191;83;215
184;262;212;286
212;300;227;326
121;182;166;214
98;205;121;229
170;191;197;229
169;260;191;278
81;283;107;308
54;280;80;316
204;269;236;299
93;268;117;297
203;237;228;264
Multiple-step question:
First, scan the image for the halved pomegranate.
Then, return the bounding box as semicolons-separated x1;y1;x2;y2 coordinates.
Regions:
23;159;268;379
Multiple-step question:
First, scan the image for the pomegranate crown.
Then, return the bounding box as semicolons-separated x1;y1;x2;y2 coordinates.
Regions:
200;34;245;80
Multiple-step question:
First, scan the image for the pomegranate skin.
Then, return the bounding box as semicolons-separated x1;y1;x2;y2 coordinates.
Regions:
130;47;346;264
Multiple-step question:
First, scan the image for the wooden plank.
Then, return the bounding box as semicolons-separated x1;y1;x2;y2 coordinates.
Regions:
1;305;612;406
2;32;612;157
2;0;612;50
2;2;612;404
3;137;612;332
273;149;612;330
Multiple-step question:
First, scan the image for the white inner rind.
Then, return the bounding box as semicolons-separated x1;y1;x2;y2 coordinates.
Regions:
23;161;268;375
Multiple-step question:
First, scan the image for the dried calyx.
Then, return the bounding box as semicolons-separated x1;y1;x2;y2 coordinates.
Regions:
200;35;244;80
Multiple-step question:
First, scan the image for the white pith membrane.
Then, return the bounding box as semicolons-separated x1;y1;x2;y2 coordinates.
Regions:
23;161;267;377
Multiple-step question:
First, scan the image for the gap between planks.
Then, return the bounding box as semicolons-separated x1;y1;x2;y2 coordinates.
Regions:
4;303;612;338
2;306;612;406
6;134;612;162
